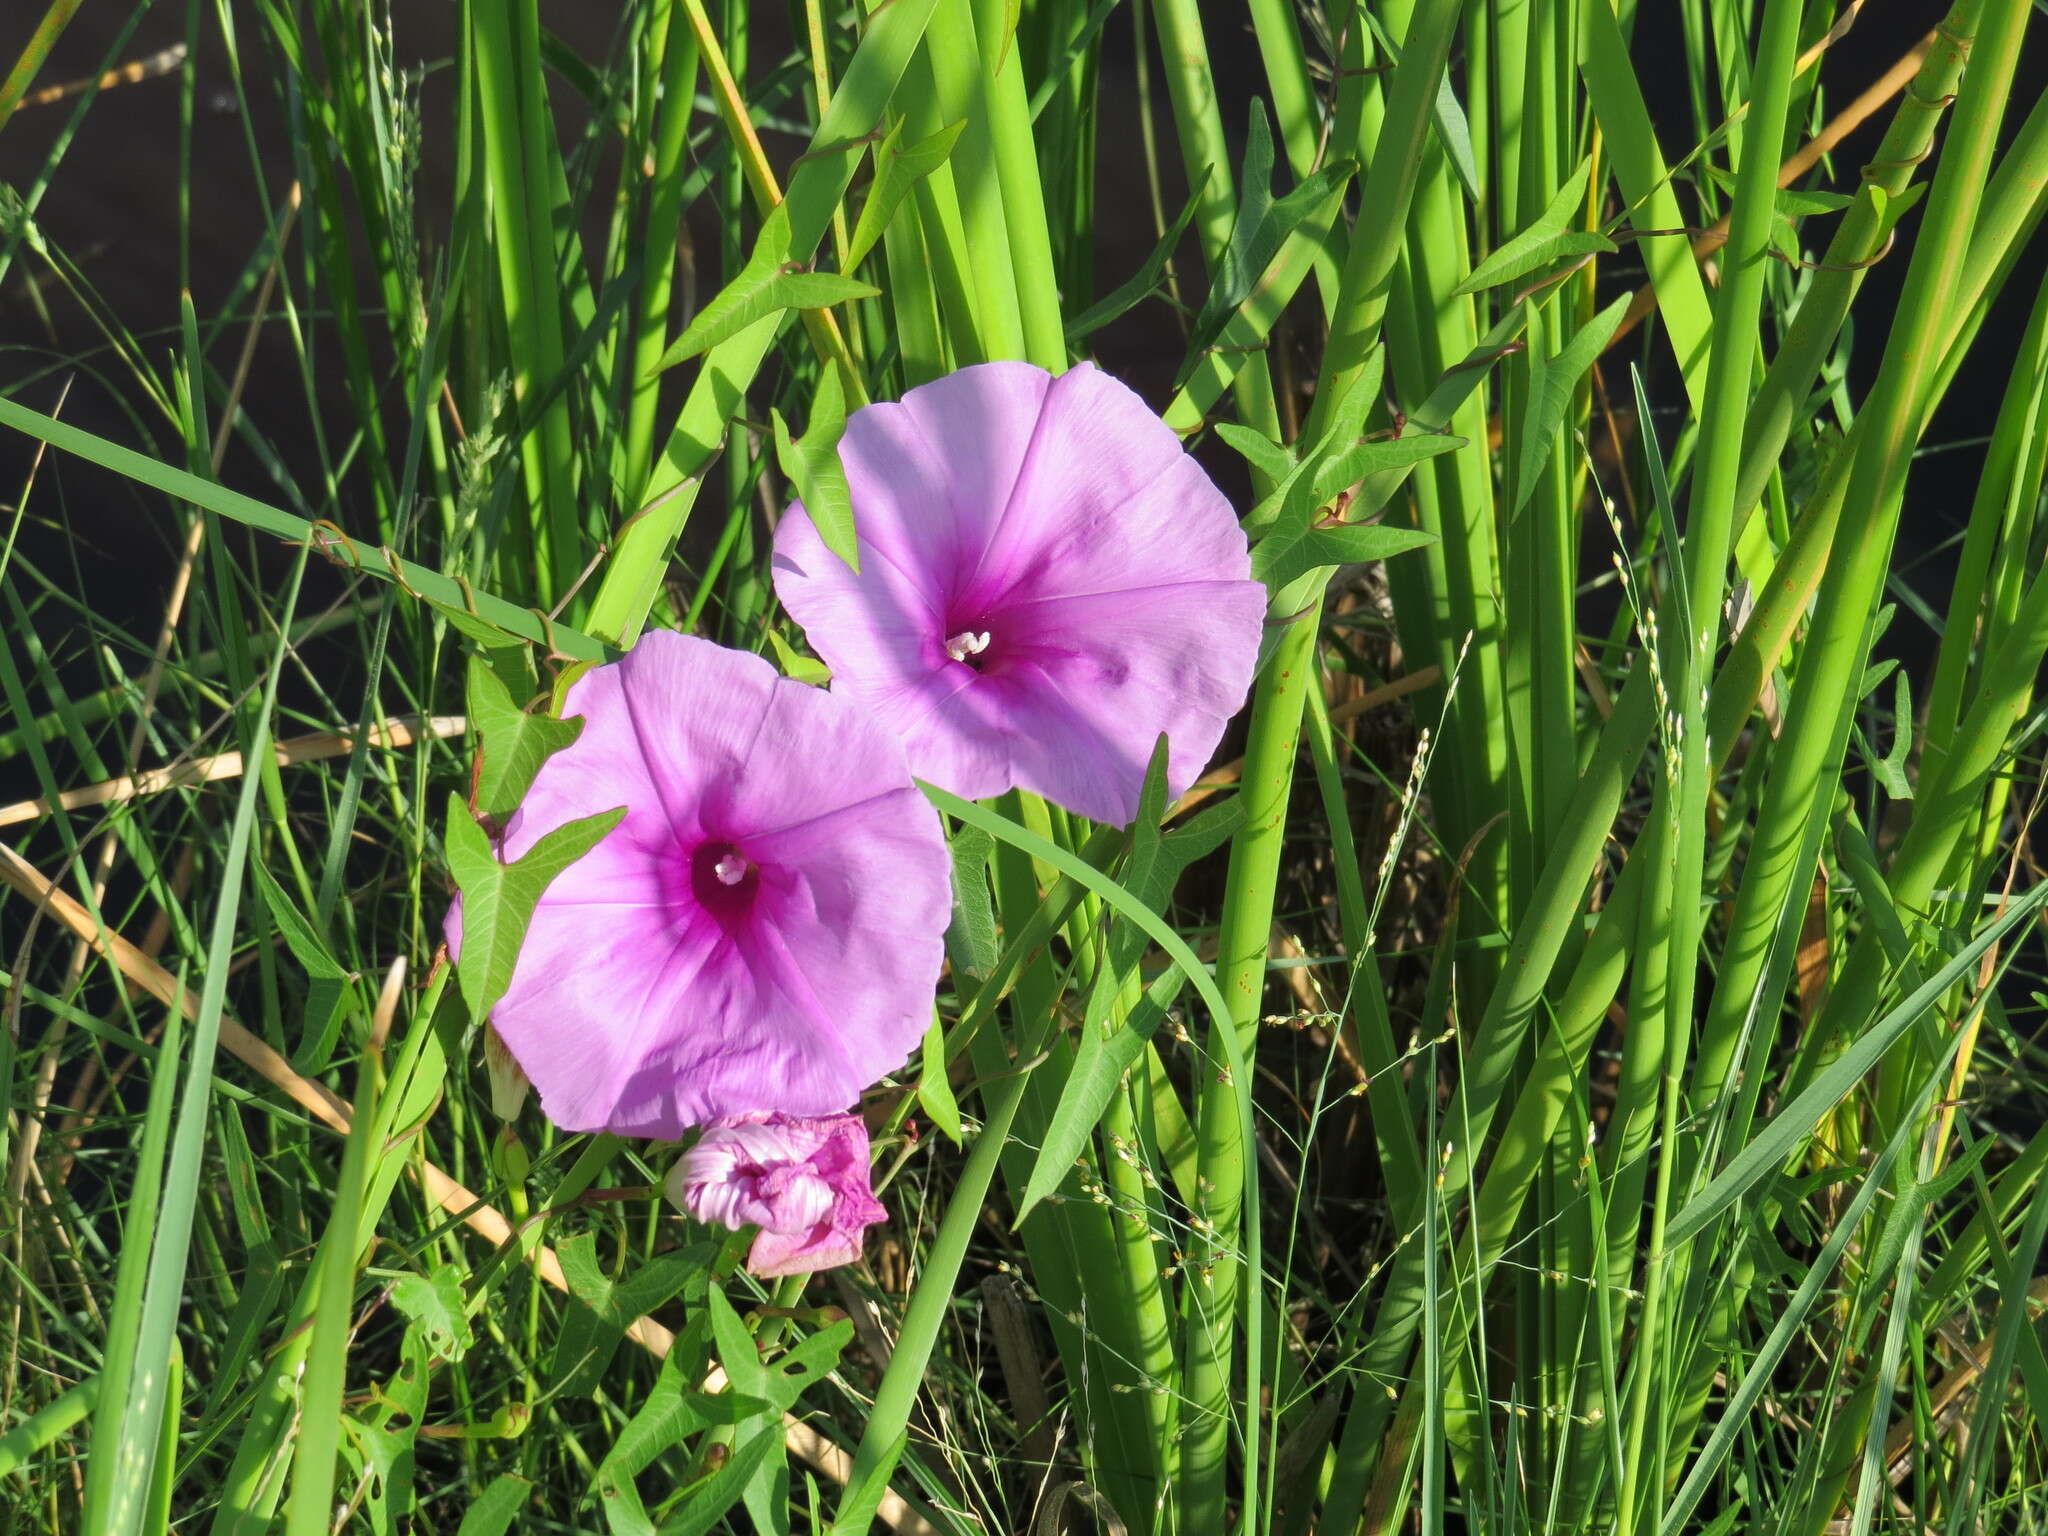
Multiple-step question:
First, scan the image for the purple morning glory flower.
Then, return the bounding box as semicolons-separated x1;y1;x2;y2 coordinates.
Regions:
771;361;1267;826
665;1111;886;1277
448;631;950;1139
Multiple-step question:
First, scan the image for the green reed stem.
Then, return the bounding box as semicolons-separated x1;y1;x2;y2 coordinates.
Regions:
1616;0;1805;1525
1729;0;1979;529
620;2;701;506
583;0;939;646
972;0;1064;370
1186;2;1462;1526
1696;0;2026;1103
470;0;580;601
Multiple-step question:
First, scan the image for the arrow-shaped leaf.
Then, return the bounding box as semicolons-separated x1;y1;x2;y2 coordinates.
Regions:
1184;105;1356;365
771;365;858;571
848;117;966;270
1254;520;1437;591
651;204;878;374
1249;434;1455;589
1065;170;1209;342
447;794;625;1023
1457;158;1615;295
467;655;584;823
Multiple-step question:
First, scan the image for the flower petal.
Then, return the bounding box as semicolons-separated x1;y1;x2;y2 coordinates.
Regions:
967;365;1241;604
466;631;951;1137
665;1112;887;1277
772;363;1266;824
987;578;1270;822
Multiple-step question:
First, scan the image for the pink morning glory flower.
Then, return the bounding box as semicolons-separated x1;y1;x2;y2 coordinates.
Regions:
447;631;950;1139
771;361;1267;826
665;1111;887;1277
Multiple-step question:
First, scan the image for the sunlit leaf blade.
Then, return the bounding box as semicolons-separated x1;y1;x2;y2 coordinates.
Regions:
1457;157;1614;294
771;365;858;571
848;117;965;270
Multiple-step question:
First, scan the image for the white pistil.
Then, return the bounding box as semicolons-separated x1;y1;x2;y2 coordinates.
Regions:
714;852;750;886
945;630;992;663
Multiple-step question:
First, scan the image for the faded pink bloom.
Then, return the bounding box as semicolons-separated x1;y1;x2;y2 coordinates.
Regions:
666;1112;887;1277
445;631;950;1138
772;361;1266;825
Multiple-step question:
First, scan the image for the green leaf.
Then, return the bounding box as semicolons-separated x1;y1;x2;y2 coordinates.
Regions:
389;1267;472;1362
1431;64;1481;203
1213;420;1295;484
655;1428;780;1536
765;629;831;686
455;1476;533;1536
1776;186;1855;219
651;204;879;374
942;823;999;981
1065;171;1209;342
466;655;584;823
345;1330;428;1536
1184;106;1356;364
771;366;858;572
593;1320;732;1536
0;396;608;660
1659;1107;1923;1536
656;270;878;371
1457;158;1615;294
708;1289;853;1414
254;862;355;1073
1510;292;1632;516
1873;668;1915;800
1249;434;1455;588
446;795;625;1024
1257;522;1438;589
1359;4;1478;201
1015;748;1241;1219
848;117;966;270
824;1430;907;1536
1310;434;1462;507
1240;349;1394;534
430;602;536;697
552;1236;710;1398
1026;0;1119;121
917;1015;962;1143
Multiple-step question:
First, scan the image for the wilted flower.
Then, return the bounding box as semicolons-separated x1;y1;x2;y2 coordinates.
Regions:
448;631;950;1139
666;1111;887;1277
772;361;1266;826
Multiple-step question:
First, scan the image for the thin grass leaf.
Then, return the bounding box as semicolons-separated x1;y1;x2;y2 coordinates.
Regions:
0;397;609;657
1066;173;1207;342
1669;881;2048;1248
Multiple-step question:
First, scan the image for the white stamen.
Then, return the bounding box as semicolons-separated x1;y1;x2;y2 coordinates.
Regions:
945;629;992;663
713;852;749;886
